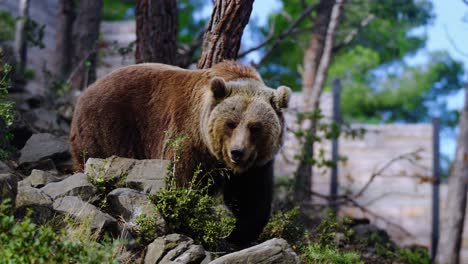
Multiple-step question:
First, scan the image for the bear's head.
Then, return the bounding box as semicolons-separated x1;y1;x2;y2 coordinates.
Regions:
202;77;291;173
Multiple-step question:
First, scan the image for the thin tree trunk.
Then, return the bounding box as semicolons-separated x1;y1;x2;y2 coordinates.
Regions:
55;0;76;79
14;0;30;74
135;0;178;64
436;83;468;264
295;0;345;202
70;0;103;90
197;0;254;69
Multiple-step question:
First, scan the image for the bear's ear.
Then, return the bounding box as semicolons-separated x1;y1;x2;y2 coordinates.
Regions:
210;77;230;100
274;86;292;109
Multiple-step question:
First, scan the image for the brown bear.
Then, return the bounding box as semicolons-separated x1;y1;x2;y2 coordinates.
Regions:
70;61;291;245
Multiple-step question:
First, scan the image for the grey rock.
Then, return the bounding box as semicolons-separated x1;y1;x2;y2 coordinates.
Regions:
41;173;97;201
0;173;18;206
126;159;168;194
0;161;11;173
85;156;168;194
107;188;166;234
22;108;69;133
85;156;135;183
20;169;62;188
16;158;58;176
53;196;118;234
18;133;70;165
209;238;300;264
15;185;53;223
145;234;211;264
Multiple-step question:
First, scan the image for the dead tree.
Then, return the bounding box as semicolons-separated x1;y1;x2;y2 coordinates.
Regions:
295;0;345;202
436;83;468;264
197;0;254;69
135;0;178;64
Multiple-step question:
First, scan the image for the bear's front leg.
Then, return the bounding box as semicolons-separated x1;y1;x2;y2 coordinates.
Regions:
223;161;274;246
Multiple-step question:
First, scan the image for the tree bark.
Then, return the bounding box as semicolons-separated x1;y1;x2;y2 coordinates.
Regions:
295;0;345;202
436;83;468;264
197;0;254;69
14;0;30;74
70;0;103;90
135;0;178;65
55;0;76;79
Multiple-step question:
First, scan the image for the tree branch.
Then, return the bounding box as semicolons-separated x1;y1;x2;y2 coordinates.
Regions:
333;13;375;53
353;148;423;198
444;24;468;58
251;3;320;67
238;20;276;58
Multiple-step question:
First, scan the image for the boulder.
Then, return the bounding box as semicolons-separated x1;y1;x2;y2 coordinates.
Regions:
209;238;300;264
53;196;118;234
125;159;169;194
144;234;211;264
15;185;53;223
18;133;70;166
86;157;168;194
0;173;18;206
0;161;11;173
22;108;69;133
107;188;166;234
20;169;62;188
41;173;96;201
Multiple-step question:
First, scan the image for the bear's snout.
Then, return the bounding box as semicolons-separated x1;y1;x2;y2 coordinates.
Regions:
230;148;244;164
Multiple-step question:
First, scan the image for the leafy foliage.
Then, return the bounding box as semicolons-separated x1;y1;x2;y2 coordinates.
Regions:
301;243;363;264
0;11;15;42
102;0;134;21
0;64;14;160
0;200;118;264
149;170;235;251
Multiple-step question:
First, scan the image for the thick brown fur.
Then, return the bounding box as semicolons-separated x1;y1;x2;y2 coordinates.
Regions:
70;61;291;245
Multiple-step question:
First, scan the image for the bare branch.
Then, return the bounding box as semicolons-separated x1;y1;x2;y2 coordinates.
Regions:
238;19;276;57
333;13;375;52
444;24;468;58
353;148;423;198
463;0;468;6
306;190;414;237
252;3;320;67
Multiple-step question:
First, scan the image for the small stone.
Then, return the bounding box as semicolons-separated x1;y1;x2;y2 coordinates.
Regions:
20;169;62;188
209;238;300;264
107;188;166;234
15;185;53;223
41;173;97;201
145;234;210;264
53;196;118;234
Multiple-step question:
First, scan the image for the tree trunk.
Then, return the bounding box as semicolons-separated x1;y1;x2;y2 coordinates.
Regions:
436;83;468;264
197;0;254;69
295;0;345;202
70;0;103;90
55;0;76;79
14;0;30;74
135;0;178;64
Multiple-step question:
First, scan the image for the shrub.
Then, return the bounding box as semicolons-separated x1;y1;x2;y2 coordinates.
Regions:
0;200;118;263
259;207;306;250
149;170;235;251
0;63;14;160
301;243;363;264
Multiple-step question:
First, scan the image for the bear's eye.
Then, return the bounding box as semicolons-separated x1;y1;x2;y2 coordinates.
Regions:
226;121;237;130
248;123;262;134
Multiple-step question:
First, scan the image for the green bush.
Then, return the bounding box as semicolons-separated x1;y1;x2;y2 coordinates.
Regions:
149;171;235;251
0;64;14;160
301;243;363;264
0;11;14;42
259;207;306;250
0;200;118;264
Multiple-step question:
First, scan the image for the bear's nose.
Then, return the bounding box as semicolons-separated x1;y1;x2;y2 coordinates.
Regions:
230;149;244;163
